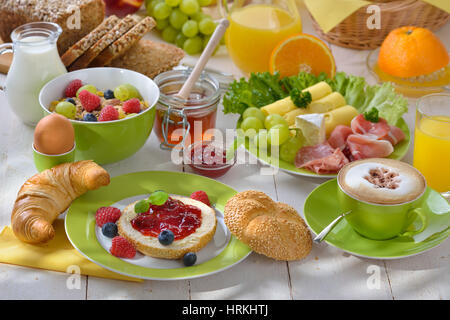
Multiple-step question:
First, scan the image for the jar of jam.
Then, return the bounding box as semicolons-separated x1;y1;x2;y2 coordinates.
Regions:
153;69;221;149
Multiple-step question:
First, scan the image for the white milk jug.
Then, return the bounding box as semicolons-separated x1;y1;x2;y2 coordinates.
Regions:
0;22;67;126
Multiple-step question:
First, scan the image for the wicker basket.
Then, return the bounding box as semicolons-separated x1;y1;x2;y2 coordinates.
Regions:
309;0;450;50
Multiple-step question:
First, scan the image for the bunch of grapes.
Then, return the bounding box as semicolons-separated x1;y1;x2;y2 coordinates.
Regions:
145;0;220;55
240;107;305;164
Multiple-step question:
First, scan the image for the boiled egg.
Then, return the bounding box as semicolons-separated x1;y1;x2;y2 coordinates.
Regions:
34;113;75;155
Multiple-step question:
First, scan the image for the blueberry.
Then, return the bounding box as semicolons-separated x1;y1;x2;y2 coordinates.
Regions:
158;229;174;246
65;98;76;105
101;222;118;238
104;89;115;99
83;113;97;122
183;252;197;266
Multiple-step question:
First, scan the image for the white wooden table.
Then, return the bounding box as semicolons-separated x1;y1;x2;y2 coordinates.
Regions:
0;3;449;300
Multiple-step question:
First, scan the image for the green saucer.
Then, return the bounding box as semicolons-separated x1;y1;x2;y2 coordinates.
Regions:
65;171;251;280
304;179;450;259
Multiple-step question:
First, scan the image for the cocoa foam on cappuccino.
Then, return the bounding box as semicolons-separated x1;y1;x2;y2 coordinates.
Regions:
338;158;426;205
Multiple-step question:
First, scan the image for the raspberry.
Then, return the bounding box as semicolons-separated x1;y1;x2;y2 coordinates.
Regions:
122;98;141;114
95;207;121;227
110;236;136;259
190;191;210;206
79;89;101;112
98;105;119;121
65;79;83;97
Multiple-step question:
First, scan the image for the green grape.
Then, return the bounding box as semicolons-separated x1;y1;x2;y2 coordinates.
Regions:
241;116;264;137
279;132;304;163
169;8;188;29
179;0;199;15
267;124;290;146
164;0;181;7
243;107;265;122
114;84;139;101
156;18;169;31
153;2;172;20
198;0;212;6
198;18;215;35
264;114;287;130
55;101;76;119
162;26;178;43
175;32;188;48
134;199;150;214
147;0;164;15
183;36;202;55
76;84;97;97
182;20;198;38
190;11;207;22
149;190;169;205
253;130;269;149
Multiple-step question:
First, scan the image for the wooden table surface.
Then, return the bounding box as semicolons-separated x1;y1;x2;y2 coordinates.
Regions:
0;3;449;300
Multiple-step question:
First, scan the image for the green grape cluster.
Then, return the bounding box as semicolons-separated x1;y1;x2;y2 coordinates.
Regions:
146;0;221;55
241;107;305;164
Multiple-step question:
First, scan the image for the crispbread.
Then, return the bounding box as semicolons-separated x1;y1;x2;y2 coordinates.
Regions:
90;16;156;67
61;15;120;67
117;196;217;259
68;15;140;71
108;39;184;78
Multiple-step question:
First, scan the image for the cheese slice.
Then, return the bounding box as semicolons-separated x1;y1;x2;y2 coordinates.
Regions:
308;92;346;113
295;113;326;146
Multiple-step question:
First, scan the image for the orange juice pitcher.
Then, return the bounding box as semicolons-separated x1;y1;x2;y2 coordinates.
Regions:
219;0;302;75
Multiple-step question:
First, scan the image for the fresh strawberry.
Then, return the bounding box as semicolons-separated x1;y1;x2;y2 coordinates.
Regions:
98;105;119;121
78;89;101;112
110;236;136;259
65;79;83;97
95;206;121;227
122;98;141;114
190;191;211;206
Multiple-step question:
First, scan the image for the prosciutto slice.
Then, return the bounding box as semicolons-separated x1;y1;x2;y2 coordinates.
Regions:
383;125;406;146
328;125;353;150
346;134;394;160
351;114;391;139
295;143;349;174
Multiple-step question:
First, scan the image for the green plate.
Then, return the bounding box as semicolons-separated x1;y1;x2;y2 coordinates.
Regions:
238;118;411;178
304;179;450;259
65;171;251;280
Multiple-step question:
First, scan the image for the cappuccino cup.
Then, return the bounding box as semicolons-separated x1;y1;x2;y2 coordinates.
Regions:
337;158;428;240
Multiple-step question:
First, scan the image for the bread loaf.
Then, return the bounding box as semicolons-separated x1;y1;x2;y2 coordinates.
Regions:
108;39;185;79
0;0;105;54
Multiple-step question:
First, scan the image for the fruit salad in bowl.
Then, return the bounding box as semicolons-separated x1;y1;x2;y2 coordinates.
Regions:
39;67;159;165
49;79;150;122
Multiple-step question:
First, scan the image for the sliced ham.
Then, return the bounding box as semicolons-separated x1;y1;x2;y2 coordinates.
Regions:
351;114;391;139
346;134;394;160
295;143;349;174
383;125;406;146
328;125;353;150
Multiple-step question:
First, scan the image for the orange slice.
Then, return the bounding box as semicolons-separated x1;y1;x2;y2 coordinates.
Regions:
269;33;336;78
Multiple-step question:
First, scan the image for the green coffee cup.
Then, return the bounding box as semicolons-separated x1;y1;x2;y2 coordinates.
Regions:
32;143;76;172
337;181;428;240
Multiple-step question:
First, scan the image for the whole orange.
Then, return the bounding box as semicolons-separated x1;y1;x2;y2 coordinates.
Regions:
378;26;449;78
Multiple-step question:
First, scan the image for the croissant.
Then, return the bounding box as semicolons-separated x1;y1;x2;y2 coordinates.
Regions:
11;160;110;244
224;190;312;261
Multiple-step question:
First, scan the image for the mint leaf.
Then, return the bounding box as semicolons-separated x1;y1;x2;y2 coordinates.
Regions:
134;199;150;214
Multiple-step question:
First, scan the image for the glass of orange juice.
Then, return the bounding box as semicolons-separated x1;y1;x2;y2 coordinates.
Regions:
413;93;450;192
219;0;302;75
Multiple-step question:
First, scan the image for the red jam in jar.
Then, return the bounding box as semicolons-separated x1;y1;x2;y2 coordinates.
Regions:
189;143;234;178
130;197;202;240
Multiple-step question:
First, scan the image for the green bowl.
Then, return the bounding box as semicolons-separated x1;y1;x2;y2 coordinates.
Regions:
39;68;159;165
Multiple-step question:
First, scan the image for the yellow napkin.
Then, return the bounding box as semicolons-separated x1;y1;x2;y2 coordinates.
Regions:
0;220;142;282
304;0;450;34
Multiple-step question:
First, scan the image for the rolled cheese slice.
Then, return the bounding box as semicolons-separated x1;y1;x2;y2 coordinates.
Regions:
308;92;346;113
302;81;332;101
324;105;359;135
283;108;308;126
261;96;297;116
